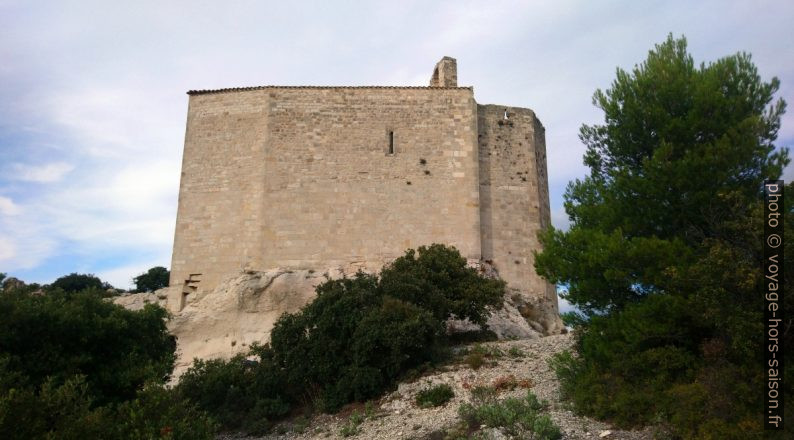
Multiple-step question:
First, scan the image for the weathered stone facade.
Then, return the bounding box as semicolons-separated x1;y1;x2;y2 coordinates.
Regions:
170;57;560;328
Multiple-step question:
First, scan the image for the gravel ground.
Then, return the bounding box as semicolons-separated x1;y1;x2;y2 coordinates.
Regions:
219;333;654;440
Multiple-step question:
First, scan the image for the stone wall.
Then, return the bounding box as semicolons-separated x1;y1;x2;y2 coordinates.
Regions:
478;104;558;309
429;57;458;88
170;91;268;293
169;57;561;334
171;86;482;294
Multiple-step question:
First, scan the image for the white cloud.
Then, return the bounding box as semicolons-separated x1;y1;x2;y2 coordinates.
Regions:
0;235;16;261
11;162;74;183
0;156;178;275
0;219;56;270
0;196;21;215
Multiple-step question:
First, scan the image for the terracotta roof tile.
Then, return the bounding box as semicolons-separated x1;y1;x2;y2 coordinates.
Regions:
187;85;473;95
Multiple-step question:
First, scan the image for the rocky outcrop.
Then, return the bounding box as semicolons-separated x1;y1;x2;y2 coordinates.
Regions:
115;267;350;377
447;291;564;340
113;290;167;310
168;268;342;376
115;262;564;378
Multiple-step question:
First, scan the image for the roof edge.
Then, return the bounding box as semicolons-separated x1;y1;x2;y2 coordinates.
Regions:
187;85;473;95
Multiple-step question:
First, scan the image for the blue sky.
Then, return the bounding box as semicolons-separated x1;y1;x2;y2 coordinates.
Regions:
1;1;793;299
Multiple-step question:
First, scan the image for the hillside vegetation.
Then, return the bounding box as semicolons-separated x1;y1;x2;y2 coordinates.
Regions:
1;245;528;438
535;35;793;438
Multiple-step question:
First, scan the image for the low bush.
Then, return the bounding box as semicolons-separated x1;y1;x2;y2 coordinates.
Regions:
0;375;110;439
339;409;364;437
269;274;445;412
0;287;213;439
176;349;289;434
49;273;108;293
469;385;498;405
463;344;503;370
458;391;561;440
492;375;527;392
0;289;176;405
379;244;506;326
464;352;486;370
113;383;217;439
470;344;504;358
416;383;454;408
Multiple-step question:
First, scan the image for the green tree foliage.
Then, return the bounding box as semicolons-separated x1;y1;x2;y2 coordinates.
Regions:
0;285;214;439
537;35;788;314
0;289;176;405
0;374;216;440
269;272;444;411
0;375;110;439
379;243;506;325
112;383;217;439
50;272;109;293
536;35;792;438
178;244;506;430
177;349;290;434
134;266;170;292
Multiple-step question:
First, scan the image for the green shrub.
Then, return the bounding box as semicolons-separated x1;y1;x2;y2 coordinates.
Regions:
176;351;289;433
269;272;445;412
49;273;108;293
470;385;498;404
133;266;170;292
458;391;561;439
379;244;506;326
113;383;217;439
0;289;175;405
470;344;503;358
416;383;454;408
464;352;486;370
0;284;216;439
0;375;111;440
462;344;503;370
339;410;364;437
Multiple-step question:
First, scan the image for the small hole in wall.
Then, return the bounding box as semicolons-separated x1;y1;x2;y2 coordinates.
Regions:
406;181;412;185
514;260;520;264
424;170;431;175
388;131;395;155
419;158;427;165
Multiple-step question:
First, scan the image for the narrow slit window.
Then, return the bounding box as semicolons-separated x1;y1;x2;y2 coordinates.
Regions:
388;131;395;155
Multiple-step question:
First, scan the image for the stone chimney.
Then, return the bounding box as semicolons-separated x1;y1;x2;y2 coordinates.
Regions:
429;56;457;87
